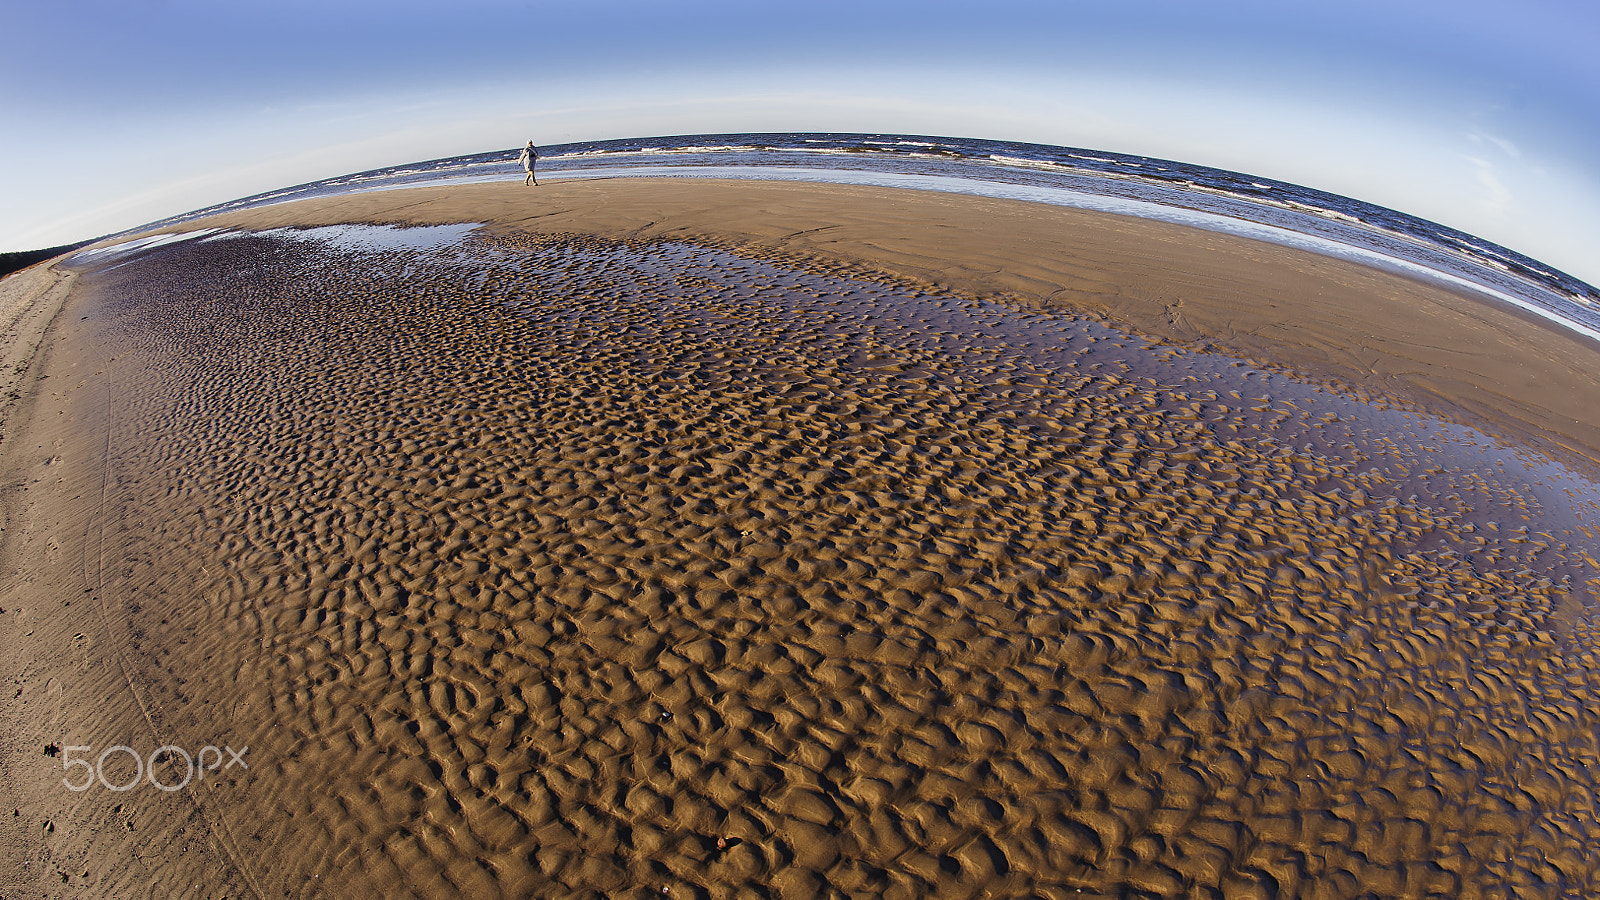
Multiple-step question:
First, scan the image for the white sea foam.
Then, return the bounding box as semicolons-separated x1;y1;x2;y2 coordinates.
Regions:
549;148;625;158
1278;199;1366;226
637;145;765;155
989;155;1068;170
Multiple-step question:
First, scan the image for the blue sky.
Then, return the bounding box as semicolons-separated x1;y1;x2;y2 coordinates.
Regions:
3;0;1597;286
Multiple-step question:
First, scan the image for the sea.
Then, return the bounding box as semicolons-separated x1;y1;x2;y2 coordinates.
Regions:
113;132;1600;344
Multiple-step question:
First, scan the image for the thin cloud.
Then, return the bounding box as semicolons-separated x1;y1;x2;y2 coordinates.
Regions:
1464;155;1513;217
1469;131;1523;159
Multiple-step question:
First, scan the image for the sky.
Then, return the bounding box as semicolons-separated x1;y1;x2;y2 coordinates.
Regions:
3;0;1598;286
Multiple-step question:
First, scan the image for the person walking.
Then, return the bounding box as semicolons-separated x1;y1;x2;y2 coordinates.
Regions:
520;141;540;186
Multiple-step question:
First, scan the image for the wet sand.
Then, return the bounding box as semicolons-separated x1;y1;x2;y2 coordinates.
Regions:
2;180;1599;897
113;179;1600;469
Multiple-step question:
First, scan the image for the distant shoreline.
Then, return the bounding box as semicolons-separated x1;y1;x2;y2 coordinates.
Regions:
0;241;91;279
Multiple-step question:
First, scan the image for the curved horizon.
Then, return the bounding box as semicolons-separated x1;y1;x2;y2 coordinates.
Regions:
161;131;1600;292
2;1;1596;286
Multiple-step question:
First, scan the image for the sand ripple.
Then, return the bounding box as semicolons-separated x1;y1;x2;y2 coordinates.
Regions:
42;229;1600;897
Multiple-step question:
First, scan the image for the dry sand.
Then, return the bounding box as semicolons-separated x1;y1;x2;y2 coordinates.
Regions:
1;179;1598;898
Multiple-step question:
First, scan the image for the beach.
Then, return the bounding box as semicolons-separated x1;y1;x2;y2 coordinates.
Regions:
2;179;1598;897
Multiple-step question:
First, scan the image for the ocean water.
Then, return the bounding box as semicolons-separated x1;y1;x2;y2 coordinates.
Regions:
121;132;1600;342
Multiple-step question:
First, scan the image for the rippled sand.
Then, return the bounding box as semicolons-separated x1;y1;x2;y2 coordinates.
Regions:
3;182;1599;898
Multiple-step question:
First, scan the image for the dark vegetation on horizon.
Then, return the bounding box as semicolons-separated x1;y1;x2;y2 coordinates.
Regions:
0;242;91;279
